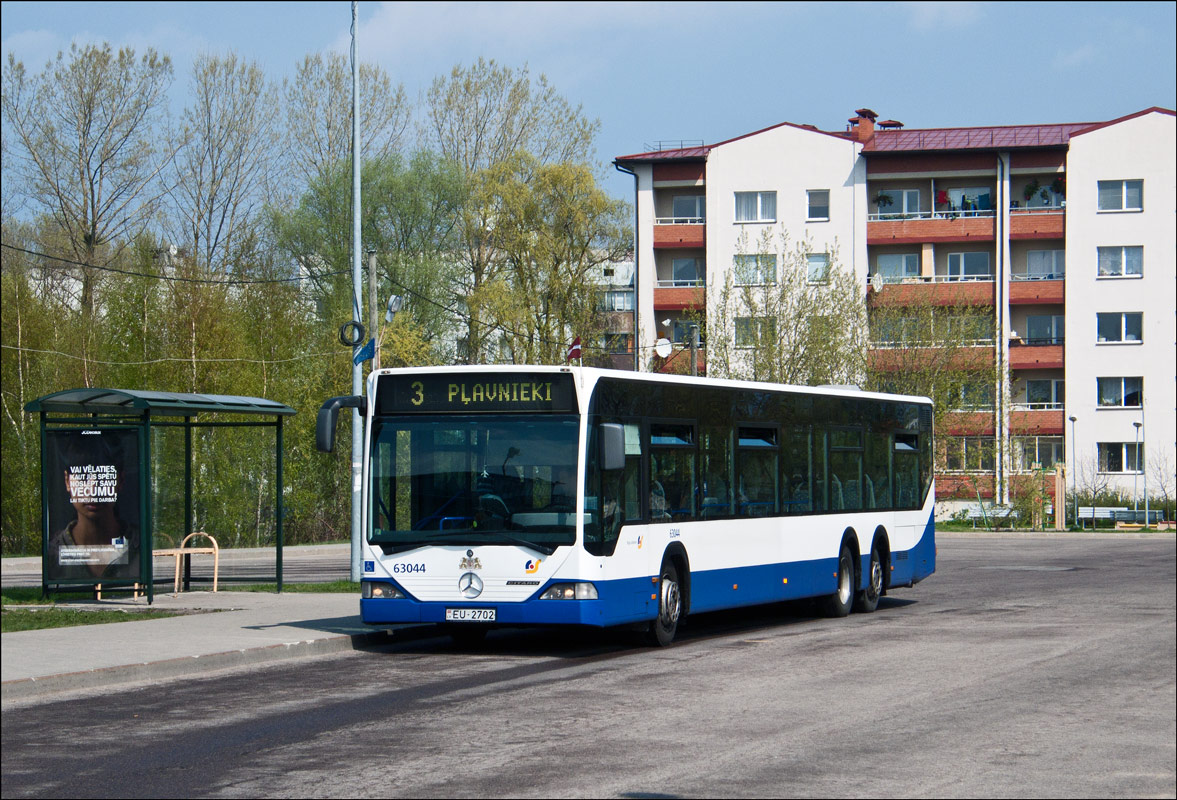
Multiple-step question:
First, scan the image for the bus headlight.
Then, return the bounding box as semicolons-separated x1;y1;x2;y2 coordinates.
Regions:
362;581;405;599
539;582;598;600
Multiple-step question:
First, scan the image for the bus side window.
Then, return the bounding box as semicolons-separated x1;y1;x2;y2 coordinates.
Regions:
737;426;778;517
650;423;695;522
591;422;642;556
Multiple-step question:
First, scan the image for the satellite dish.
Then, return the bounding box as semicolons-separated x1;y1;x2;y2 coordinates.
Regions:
655;338;672;359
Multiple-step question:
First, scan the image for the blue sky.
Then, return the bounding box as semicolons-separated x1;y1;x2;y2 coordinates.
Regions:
3;1;1175;199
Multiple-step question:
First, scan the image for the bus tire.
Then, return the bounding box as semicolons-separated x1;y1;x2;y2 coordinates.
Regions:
822;542;855;618
854;543;882;614
646;560;683;646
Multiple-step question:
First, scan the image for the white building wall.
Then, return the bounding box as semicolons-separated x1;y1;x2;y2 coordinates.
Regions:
628;162;658;368
1065;110;1176;499
702;125;864;375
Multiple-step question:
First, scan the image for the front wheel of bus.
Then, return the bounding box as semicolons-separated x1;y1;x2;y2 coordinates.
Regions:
854;544;882;614
822;543;854;618
647;560;682;647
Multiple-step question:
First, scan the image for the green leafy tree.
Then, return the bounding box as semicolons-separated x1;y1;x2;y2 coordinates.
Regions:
422;58;600;362
472;154;630;364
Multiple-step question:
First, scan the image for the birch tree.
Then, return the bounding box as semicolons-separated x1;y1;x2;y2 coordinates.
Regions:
421;58;600;362
167;53;279;272
1;44;174;318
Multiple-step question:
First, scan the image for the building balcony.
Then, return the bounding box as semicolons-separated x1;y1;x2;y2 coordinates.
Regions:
936;473;994;501
654;345;706;376
867;277;995;307
1009;207;1064;239
1009;342;1063;370
653;221;706;249
868;344;994;372
654;284;705;311
940;411;996;436
1010;407;1065;436
1009;278;1064;305
867;210;995;245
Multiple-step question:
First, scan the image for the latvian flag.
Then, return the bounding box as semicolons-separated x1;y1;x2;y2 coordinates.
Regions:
566;337;582;362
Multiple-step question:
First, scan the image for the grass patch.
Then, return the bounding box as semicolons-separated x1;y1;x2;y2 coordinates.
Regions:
2;607;181;633
224;580;359;593
2;587;98;606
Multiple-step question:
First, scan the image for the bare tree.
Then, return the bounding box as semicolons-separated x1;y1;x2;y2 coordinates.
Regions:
707;227;867;386
167;53;278;273
282;52;410;190
2;43;174;319
421;58;601;363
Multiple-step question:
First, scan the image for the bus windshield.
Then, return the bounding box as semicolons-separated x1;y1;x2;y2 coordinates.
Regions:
369;415;580;553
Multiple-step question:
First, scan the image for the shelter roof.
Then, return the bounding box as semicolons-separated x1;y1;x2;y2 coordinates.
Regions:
25;388;296;417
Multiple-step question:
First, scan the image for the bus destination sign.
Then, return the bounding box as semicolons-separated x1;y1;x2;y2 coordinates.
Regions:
377;373;576;414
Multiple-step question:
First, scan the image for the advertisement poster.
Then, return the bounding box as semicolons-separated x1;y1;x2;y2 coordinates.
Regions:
45;429;141;583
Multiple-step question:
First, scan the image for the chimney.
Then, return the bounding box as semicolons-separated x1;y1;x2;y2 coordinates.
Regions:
847;108;878;142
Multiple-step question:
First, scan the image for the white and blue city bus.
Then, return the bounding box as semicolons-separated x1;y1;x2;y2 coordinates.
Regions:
317;366;935;645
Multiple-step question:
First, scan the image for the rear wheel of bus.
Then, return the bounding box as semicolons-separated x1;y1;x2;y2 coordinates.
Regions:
822;541;855;618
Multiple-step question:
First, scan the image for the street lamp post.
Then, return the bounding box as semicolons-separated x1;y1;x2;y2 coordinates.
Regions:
1068;415;1078;528
1133;421;1142;519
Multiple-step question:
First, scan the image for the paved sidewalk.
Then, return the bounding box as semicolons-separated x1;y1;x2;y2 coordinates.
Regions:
1;590;422;705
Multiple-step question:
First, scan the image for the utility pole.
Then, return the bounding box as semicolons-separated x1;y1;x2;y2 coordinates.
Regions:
368;249;379;371
349;0;363;582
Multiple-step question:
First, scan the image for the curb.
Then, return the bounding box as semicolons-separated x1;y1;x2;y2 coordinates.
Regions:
1;624;434;705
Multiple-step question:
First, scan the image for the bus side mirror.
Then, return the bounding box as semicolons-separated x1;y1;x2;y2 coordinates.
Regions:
316;395;367;453
600;423;625;471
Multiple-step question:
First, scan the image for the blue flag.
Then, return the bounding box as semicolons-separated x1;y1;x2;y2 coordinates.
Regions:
353;338;375;365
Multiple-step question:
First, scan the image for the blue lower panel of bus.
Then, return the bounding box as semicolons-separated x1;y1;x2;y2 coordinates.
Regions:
360;520;936;628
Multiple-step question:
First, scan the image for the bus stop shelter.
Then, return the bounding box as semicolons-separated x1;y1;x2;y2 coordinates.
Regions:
25;389;296;602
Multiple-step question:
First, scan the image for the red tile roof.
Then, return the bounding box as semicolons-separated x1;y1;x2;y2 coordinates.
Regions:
862;122;1095;152
614;109;1176;163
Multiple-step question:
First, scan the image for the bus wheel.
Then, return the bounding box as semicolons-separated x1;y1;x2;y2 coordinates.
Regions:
822;543;854;618
647;560;683;646
854;544;882;614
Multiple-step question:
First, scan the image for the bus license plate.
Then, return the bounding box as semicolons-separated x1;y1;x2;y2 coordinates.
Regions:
446;608;496;622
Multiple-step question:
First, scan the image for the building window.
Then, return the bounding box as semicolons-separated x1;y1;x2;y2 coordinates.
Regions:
1096;312;1142;343
735;317;774;347
1098;442;1143;474
671;195;705;223
602;333;631;354
943;187;993;214
877;188;920;217
668;257;704;287
943;437;995;472
1024;314;1064;345
1020;250;1065;280
734;191;776;223
807;189;830;220
807;253;829;283
945;252;992;281
1025;379;1064;409
597;289;634;312
1097;246;1143;278
1097;180;1143;212
733;254;776;285
1097;377;1143;408
875;253;920;283
1013;436;1064;471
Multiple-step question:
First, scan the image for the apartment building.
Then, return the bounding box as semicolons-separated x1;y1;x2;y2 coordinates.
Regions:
614;107;1175;510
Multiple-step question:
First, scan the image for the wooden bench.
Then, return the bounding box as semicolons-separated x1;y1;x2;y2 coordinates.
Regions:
154;532;219;595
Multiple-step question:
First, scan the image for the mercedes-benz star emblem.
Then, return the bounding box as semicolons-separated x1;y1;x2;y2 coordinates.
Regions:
459;571;484;599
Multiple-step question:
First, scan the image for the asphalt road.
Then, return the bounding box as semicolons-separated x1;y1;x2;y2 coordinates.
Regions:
2;534;1174;798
